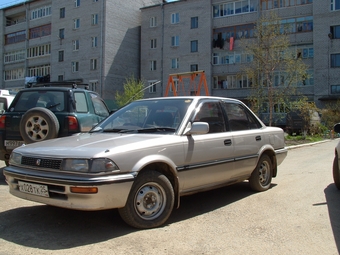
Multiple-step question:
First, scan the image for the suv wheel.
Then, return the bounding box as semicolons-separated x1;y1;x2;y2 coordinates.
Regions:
20;107;60;144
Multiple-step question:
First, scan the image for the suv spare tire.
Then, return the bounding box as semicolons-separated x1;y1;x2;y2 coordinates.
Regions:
20;107;60;144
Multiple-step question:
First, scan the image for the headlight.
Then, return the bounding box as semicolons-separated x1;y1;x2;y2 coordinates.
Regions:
63;158;119;173
9;152;22;165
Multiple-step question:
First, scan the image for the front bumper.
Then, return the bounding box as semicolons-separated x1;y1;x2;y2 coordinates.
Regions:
3;165;136;211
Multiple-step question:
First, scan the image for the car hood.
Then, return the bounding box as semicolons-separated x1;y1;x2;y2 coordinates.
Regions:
14;132;177;158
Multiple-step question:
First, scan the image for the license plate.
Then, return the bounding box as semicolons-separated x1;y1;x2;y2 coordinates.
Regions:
18;181;49;197
5;140;24;149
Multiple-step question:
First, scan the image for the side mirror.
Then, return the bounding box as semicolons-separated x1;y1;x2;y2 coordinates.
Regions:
184;122;209;135
334;123;340;133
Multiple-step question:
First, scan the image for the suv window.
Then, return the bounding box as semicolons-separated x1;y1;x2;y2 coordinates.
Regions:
74;92;88;113
13;91;65;112
92;95;110;117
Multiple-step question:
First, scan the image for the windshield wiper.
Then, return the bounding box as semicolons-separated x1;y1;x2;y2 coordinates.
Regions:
137;127;176;133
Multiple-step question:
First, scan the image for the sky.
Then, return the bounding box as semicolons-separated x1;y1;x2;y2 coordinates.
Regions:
0;0;25;8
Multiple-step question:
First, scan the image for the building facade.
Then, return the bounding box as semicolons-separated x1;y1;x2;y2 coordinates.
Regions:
0;0;154;102
141;0;340;124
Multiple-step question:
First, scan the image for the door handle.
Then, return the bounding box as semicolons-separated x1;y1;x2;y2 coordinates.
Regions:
224;139;232;146
255;136;261;141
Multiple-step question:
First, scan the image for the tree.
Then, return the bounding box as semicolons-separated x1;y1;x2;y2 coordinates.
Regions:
241;12;308;126
289;97;320;138
115;75;145;108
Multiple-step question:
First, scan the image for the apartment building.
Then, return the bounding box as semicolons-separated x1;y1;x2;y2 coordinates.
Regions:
141;0;340;123
0;0;153;101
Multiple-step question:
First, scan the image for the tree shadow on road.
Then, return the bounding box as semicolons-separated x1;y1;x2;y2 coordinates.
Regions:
0;181;272;251
324;184;340;254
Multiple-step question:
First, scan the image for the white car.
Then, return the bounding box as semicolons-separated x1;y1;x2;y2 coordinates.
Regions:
4;96;287;229
0;89;15;114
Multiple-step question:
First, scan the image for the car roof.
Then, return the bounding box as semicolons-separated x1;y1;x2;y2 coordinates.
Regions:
19;87;93;93
136;96;242;103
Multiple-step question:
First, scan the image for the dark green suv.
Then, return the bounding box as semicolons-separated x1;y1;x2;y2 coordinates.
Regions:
0;86;110;165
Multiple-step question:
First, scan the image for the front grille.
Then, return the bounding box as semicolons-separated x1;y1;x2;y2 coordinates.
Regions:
21;156;62;170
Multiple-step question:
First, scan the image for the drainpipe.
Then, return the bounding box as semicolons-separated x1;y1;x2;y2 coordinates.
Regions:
161;2;164;97
99;0;105;97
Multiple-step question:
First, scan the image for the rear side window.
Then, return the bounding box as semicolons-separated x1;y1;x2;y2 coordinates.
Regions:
222;102;261;131
74;92;88;113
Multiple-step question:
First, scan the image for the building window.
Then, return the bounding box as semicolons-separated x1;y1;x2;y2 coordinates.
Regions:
331;85;340;94
4;68;25;81
4;50;26;63
5;30;26;45
191;40;198;52
27;44;51;58
91;36;98;47
331;0;340;10
330;25;340;39
171;13;179;24
72;61;79;72
191;17;198;29
149;81;157;93
58;50;64;62
29;24;51;39
60;7;65;18
150;16;157;27
150;60;157;71
72;40;79;51
58;75;64;81
90;59;97;70
92;14;98;25
190;64;198;71
151;39;157;49
171;36;179;46
331;54;340;67
171;58;179;69
75;0;80;7
213;0;257;18
30;5;51;20
59;28;64;39
28;64;50;77
73;18;80;29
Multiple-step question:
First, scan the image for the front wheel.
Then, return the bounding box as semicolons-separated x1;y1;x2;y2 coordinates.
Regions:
249;154;273;192
333;155;340;190
118;171;174;229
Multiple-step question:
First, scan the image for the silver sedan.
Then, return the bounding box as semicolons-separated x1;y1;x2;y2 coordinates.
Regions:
4;96;287;229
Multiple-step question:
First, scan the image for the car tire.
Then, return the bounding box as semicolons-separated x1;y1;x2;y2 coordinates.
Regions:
118;171;175;229
333;155;340;190
20;107;60;144
249;154;272;192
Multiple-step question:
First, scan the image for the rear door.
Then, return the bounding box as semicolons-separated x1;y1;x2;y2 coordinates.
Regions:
221;100;265;176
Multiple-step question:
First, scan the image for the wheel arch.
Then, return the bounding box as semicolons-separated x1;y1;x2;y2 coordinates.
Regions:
137;161;180;209
258;148;277;178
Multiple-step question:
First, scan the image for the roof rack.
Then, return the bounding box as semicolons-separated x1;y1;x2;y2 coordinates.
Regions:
25;81;89;90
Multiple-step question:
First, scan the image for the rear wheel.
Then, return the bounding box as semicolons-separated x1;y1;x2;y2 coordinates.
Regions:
119;171;174;229
333;155;340;190
249;154;273;192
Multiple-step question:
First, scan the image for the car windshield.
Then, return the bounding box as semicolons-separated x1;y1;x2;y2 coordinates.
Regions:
91;98;193;133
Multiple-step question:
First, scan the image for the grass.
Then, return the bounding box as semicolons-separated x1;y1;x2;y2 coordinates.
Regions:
284;134;325;146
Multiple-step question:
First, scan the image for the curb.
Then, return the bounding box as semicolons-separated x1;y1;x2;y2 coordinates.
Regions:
286;138;336;150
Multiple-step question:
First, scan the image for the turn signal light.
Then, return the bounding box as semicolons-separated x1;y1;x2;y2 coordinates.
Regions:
70;186;98;194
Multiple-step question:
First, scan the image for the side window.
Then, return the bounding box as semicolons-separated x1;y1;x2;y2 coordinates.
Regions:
91;94;109;117
194;102;225;133
222;102;261;131
74;92;88;113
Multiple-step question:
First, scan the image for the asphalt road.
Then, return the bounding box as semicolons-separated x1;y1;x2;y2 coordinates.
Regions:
0;139;340;255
